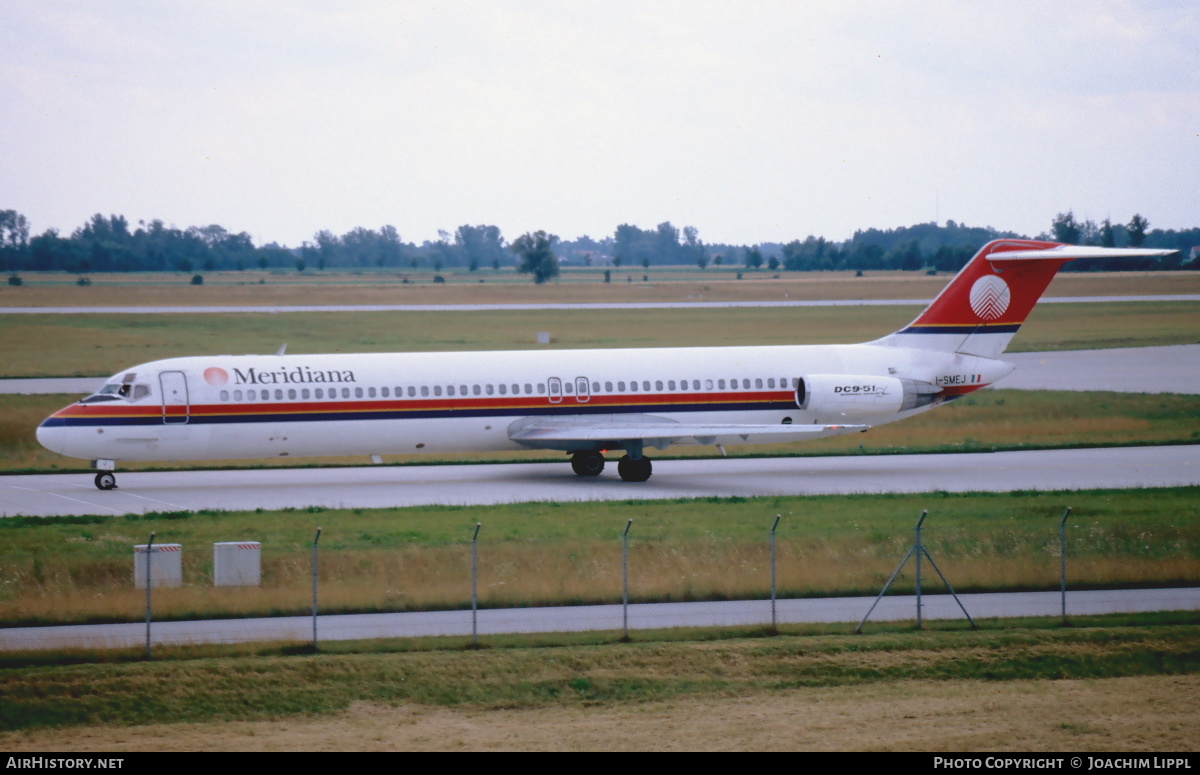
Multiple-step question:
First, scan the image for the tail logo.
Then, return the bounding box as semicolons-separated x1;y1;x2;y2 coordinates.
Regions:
969;275;1010;321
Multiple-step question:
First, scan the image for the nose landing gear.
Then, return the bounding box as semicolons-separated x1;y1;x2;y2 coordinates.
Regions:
94;472;117;490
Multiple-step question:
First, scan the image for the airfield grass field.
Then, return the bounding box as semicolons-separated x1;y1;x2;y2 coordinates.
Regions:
4;388;1198;474
1;488;1196;627
1;302;1198;381
3;266;1200;308
1;617;1198;750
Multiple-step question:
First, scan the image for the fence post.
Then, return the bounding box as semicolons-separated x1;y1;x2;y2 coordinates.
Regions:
856;510;976;633
915;510;925;630
1059;507;1072;626
770;514;781;632
622;519;633;640
144;531;155;659
471;522;481;647
311;527;322;652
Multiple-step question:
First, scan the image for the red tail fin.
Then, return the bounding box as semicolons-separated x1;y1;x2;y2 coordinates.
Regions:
880;239;1175;357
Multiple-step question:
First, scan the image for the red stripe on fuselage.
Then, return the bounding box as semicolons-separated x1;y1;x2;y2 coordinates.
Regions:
53;390;798;422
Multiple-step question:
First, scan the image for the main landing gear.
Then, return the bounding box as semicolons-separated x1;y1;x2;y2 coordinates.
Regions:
569;451;653;482
94;472;117;490
617;455;652;483
570;450;606;476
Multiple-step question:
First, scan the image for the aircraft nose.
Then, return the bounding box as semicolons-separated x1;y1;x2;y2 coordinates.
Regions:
36;415;70;456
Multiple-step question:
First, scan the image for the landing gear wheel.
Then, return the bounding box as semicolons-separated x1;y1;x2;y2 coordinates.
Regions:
94;472;117;491
570;451;606;477
617;455;652;482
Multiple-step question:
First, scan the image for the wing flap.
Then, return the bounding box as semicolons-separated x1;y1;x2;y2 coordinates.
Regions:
508;415;867;449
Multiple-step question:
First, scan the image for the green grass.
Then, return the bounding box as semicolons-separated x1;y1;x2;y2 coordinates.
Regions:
2;300;1197;378
1;487;1195;627
7;387;1199;474
0;615;1196;731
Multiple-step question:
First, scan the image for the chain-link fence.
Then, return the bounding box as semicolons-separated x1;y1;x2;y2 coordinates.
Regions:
1;509;1197;653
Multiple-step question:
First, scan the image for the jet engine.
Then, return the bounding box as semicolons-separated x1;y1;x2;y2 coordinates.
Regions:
795;374;941;418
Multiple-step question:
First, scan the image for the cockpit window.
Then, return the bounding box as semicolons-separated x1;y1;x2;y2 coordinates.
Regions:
81;382;150;404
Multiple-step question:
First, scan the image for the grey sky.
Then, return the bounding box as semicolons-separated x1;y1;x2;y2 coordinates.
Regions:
3;1;1197;248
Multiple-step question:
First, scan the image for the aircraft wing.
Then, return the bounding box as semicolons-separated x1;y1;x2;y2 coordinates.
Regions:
508;414;867;450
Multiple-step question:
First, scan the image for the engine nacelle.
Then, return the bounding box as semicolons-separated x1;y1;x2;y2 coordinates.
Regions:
796;374;941;419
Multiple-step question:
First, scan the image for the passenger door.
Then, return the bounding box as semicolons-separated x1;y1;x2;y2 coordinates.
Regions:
159;371;190;424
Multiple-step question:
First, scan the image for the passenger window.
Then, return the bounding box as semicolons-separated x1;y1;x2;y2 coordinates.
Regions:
302;388;310;399
605;381;613;392
498;384;507;395
381;387;389;398
629;381;638;392
275;389;284;400
642;381;650;392
352;387;361;398
564;383;573;394
433;386;442;397
342;387;351;398
524;384;533;394
679;380;687;391
792;378;799;387
667;380;675;391
755;378;763;389
486;384;494;395
538;383;546;394
368;387;376;398
420;386;429;397
409;387;416;397
617;381;626;391
447;385;456;396
473;385;482;396
233;390;243;401
591;382;600;393
718;380;726;390
285;389;294;400
314;388;322;399
220;390;229;401
705;380;714;390
655;380;663;391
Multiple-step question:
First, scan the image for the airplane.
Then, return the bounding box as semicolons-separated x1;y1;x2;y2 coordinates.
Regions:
36;239;1175;490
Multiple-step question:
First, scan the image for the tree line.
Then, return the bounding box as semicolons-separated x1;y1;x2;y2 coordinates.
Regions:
1;208;1195;278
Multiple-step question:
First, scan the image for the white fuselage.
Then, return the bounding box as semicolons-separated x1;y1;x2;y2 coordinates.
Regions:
36;342;1013;464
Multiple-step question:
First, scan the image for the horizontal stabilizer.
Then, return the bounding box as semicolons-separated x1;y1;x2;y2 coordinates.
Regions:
987;245;1177;262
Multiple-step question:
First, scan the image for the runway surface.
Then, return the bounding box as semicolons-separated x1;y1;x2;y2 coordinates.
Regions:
3;445;1197;518
3;588;1195;651
4;344;1199;396
1001;344;1200;394
1;294;1196;315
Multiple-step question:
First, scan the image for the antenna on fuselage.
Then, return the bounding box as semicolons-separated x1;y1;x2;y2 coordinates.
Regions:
276;344;287;356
